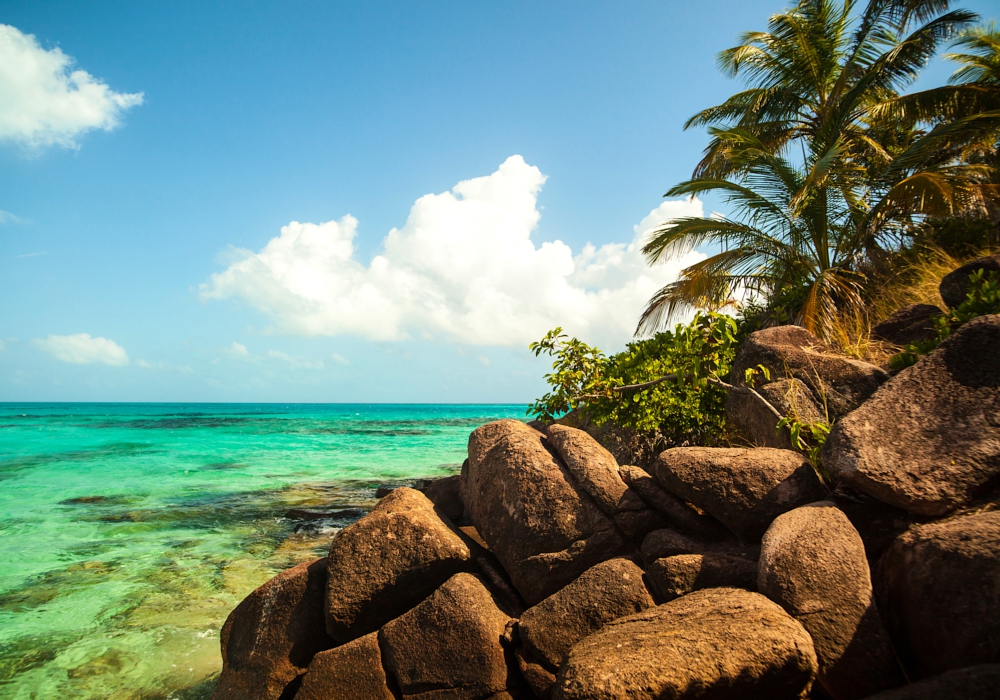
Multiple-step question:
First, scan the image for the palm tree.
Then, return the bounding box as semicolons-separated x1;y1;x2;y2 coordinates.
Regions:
638;0;995;338
874;22;1000;229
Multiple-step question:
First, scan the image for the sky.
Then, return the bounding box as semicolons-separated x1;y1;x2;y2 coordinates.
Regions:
1;0;995;403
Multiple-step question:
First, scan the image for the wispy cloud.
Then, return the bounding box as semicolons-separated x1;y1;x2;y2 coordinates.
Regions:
14;251;46;259
223;341;253;360
136;359;193;373
0;210;21;225
267;350;324;370
0;24;143;149
33;333;129;366
330;353;350;366
201;156;704;349
221;341;324;370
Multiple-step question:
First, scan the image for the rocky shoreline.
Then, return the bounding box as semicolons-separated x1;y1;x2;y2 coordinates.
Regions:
208;268;1000;699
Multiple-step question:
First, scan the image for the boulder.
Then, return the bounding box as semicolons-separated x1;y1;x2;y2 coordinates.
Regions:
877;510;1000;678
545;425;665;539
645;553;757;602
728;325;888;421
758;502;904;700
828;487;927;565
652;447;828;541
618;464;727;539
514;558;654;697
378;572;518;700
939;252;1000;308
729;378;826;449
552;587;818;700
461;420;632;604
284;507;366;521
212;558;334;700
640;526;758;563
325;487;471;642
295;632;395;700
822;315;1000;516
861;664;1000;700
425;474;464;520
871;304;943;346
544;424;625;514
455;525;527;617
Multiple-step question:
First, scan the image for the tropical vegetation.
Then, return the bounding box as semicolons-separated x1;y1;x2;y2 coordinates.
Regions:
529;312;742;446
638;0;999;341
529;0;999;459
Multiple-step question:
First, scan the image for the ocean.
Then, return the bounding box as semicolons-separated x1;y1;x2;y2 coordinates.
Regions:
0;403;526;699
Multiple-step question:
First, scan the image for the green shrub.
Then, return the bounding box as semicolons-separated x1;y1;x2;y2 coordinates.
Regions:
528;312;740;444
891;269;1000;370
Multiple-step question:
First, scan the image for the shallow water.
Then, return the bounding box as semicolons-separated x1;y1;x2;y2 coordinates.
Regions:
0;403;524;699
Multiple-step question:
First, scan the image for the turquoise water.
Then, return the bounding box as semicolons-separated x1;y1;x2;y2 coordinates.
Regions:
0;403;524;699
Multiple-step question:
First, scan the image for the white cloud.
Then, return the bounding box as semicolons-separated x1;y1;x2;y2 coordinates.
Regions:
201;156;705;349
33;333;129;366
0;210;21;224
0;339;5;351
330;353;350;366
225;341;251;359
267;350;324;370
0;24;143;148
135;359;194;373
478;355;491;367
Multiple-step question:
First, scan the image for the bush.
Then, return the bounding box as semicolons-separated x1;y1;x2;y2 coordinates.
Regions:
528;312;740;445
891;269;1000;369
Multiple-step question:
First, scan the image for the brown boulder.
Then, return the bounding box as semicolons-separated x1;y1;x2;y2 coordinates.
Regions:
640;526;758;563
552;587;818;700
645;553;757;602
823;315;1000;516
828;487;927;565
939;253;1000;308
296;632;395;700
728;325;888;421
325;487;471;642
461;420;632;604
212;558;334;700
455;524;527;617
378;572;517;699
514;558;654;697
545;425;665;539
652;447;828;541
544;424;626;514
729;378;826;449
872;304;943;346
861;664;1000;700
758;502;904;699
618;464;726;539
425;474;464;520
877;510;1000;678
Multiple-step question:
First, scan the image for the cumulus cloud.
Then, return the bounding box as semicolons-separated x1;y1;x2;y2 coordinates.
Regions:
33;333;129;365
201;156;704;349
0;24;143;148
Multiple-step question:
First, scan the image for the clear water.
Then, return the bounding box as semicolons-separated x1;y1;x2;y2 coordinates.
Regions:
0;403;524;699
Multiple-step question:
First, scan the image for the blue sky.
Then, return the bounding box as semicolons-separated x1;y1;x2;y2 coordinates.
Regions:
1;0;994;403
